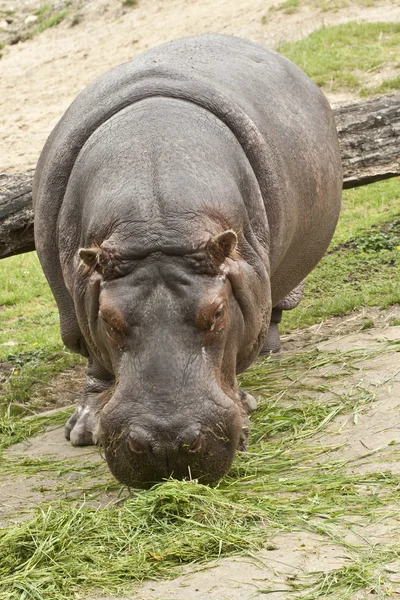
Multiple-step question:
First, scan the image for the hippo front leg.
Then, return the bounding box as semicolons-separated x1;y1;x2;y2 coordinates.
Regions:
65;358;114;446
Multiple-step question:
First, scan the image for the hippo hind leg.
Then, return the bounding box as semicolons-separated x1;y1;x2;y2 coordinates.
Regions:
65;357;114;446
260;281;304;355
262;308;283;354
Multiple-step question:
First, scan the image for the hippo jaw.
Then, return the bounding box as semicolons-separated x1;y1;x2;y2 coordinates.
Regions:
99;384;247;488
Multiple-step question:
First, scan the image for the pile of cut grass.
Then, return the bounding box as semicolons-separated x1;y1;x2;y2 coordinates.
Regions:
1;341;400;598
278;21;400;96
0;483;263;599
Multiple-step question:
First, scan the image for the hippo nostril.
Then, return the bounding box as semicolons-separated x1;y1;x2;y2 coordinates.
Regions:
128;435;147;454
188;433;202;453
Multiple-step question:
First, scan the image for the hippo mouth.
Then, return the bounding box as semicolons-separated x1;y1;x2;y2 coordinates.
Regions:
99;395;248;488
104;433;238;488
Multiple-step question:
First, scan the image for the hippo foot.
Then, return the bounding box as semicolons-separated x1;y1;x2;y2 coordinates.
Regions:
238;415;250;452
237;391;257;451
65;394;101;446
260;284;305;356
260;320;281;355
240;390;258;413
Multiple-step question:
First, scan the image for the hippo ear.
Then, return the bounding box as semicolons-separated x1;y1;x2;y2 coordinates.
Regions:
207;230;238;265
79;246;103;274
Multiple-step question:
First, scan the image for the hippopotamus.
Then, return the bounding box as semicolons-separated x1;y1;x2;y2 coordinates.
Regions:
33;35;342;488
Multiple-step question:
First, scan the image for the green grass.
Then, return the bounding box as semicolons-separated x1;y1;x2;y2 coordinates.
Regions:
332;179;400;245
273;0;300;13
283;247;400;330
1;483;397;599
18;2;69;39
376;73;400;95
277;21;400;96
0;348;81;415
282;179;400;331
30;9;68;36
0;484;263;599
0;2;69;49
0;253;82;415
2;452;100;474
0;252;52;307
272;0;379;13
287;552;399;599
0;349;80;415
307;0;377;10
34;3;53;19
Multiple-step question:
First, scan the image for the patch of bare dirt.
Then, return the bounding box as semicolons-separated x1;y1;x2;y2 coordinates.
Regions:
1;423;119;525
281;305;400;351
1;0;400;173
92;532;347;599
313;327;400;476
29;363;85;411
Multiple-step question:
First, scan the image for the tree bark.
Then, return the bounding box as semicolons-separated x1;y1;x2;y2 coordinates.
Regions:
0;170;35;259
0;93;399;258
336;93;400;189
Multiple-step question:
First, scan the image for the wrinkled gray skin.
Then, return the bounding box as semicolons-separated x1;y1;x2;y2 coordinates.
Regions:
33;35;342;488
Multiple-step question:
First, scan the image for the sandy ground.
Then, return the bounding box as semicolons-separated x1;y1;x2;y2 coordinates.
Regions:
1;0;400;173
1;0;400;597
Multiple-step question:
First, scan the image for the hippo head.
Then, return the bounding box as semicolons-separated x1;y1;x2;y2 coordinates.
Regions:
78;229;270;488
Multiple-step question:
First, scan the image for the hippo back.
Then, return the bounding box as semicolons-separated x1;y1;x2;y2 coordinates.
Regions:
34;34;341;307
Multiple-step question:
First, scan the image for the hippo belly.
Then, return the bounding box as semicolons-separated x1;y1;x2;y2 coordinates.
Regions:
33;35;342;488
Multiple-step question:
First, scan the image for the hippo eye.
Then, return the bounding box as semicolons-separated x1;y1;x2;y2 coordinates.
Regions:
99;312;115;330
214;305;225;320
98;309;126;345
196;303;226;332
99;311;110;325
208;304;226;333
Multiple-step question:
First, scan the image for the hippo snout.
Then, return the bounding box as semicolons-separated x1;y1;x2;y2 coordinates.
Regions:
100;401;244;488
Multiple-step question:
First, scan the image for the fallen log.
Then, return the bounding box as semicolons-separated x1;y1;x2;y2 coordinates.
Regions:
1;93;399;259
337;94;400;189
0;170;35;259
